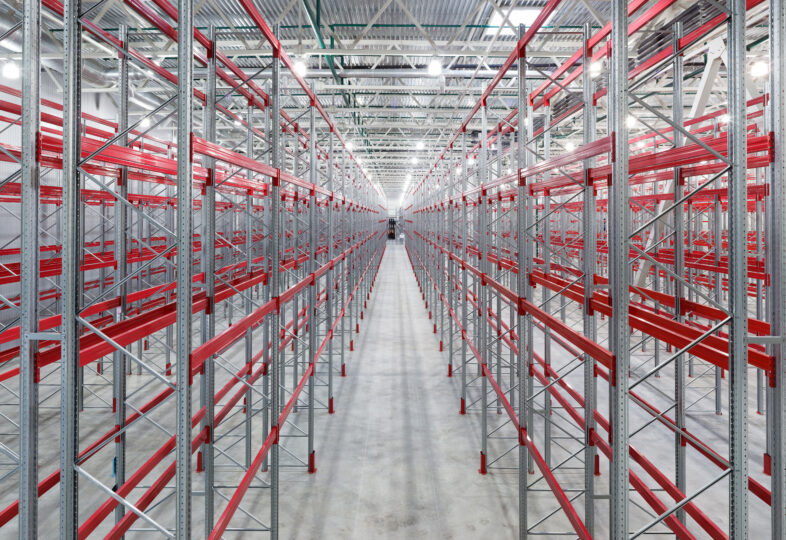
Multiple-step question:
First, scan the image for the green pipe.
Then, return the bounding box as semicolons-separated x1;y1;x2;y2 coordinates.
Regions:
76;23;587;34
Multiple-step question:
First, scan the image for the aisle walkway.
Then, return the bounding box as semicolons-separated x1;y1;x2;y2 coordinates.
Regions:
279;242;518;539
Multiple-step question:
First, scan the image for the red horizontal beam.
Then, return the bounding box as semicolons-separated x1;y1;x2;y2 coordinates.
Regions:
209;237;385;538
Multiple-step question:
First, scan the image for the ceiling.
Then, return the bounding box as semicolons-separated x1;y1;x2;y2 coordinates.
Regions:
0;0;770;204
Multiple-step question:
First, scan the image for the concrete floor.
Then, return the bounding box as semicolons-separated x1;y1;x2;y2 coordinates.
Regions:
279;241;520;539
0;241;772;538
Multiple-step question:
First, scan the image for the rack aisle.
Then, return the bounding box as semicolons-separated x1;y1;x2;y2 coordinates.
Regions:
1;0;785;537
270;242;533;538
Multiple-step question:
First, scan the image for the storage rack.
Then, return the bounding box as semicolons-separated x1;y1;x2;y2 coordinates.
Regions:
0;0;386;536
404;0;785;537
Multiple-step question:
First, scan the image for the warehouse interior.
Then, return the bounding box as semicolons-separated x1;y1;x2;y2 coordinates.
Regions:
0;0;783;537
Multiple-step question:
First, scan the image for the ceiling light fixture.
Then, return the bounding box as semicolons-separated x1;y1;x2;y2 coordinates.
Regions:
428;57;443;77
565;142;576;152
294;57;308;78
626;115;637;129
2;62;19;80
416;141;425;150
750;60;769;78
140;117;151;129
411;157;418;165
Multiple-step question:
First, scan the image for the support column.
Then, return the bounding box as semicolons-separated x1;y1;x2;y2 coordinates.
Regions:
542;105;552;467
581;21;597;535
175;0;194;535
19;0;40;535
609;0;630;535
244;100;254;470
495;134;502;412
672;21;688;526
524;93;535;477
714;193;723;415
269;27;282;539
460;130;468;415
201;24;217;536
307;101;317;473
479;94;489;474
516;23;531;540
60;0;81;535
327;128;335;413
261;93;272;472
727;0;749;537
448;152;456;378
113;25;129;527
347;185;353;352
340;143;346;375
770;0;786;536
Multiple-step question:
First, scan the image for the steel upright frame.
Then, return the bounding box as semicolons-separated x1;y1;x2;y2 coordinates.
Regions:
18;0;40;536
770;1;786;536
404;0;782;537
0;2;385;537
3;0;786;537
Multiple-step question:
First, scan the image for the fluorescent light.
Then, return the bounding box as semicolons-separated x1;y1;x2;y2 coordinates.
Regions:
565;142;576;152
2;62;19;80
626;115;637;129
411;157;418;165
346;141;354;151
416;141;425;150
467;156;476;166
427;58;442;77
140;117;151;129
589;61;602;79
484;8;544;37
294;58;308;78
750;60;769;78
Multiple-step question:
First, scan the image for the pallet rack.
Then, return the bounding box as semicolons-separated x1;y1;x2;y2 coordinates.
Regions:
404;0;785;537
0;0;385;537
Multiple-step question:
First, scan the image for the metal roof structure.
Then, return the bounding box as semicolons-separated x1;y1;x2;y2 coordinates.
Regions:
0;0;783;538
0;0;614;200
